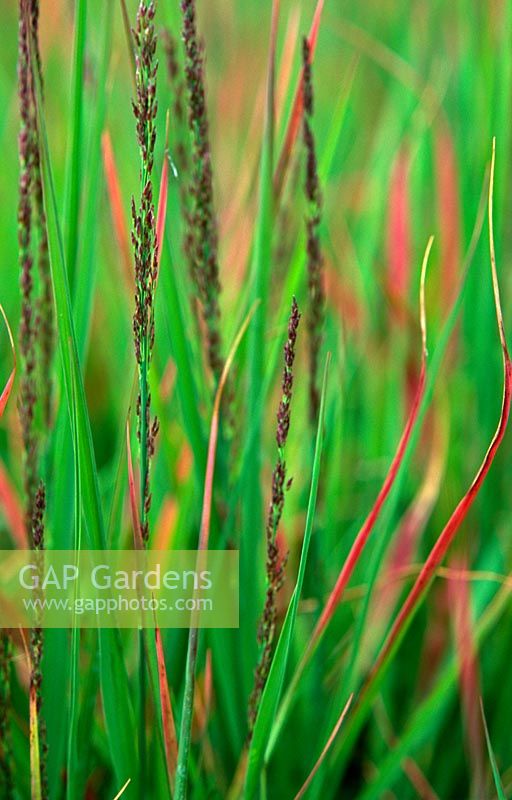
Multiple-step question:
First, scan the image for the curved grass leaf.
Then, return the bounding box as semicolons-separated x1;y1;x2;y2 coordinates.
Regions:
268;238;432;754
293;693;352;800
175;301;260;800
336;139;511;785
63;0;87;289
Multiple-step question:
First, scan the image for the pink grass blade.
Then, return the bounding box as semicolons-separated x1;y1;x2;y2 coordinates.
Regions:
276;7;301;128
101;130;133;292
387;147;411;319
435;124;461;310
293;693;353;800
155;626;178;790
366;137;512;690
273;0;324;197
0;461;27;548
0;304;16;418
379;411;446;615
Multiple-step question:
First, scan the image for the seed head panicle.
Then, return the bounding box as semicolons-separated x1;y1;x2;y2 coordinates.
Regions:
132;0;158;367
18;0;54;520
248;299;301;737
17;5;50;797
277;296;300;449
181;0;224;382
131;1;160;544
302;37;324;425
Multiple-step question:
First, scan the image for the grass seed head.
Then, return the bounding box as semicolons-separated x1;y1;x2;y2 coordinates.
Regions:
248;298;300;736
302;37;324;425
181;0;225;382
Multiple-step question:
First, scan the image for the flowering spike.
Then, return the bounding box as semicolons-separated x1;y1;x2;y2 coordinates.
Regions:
181;0;225;382
302;38;324;425
131;0;159;544
248;298;301;736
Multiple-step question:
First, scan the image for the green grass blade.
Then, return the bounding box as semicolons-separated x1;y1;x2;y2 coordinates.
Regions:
74;0;113;358
63;0;87;290
33;63;104;550
481;700;506;800
244;354;331;799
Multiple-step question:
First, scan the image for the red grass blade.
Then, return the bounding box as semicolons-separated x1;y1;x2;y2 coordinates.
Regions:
102;130;133;292
0;460;27;548
367;138;512;686
155;111;170;278
276;7;301;128
199;300;259;551
0;304;16;418
310;236;433;649
374;412;446;625
385;413;445;582
273;0;324;197
293;693;353;800
155;626;178;789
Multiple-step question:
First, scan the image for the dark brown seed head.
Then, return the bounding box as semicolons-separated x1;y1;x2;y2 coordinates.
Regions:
181;0;224;383
302;37;324;425
277;297;300;449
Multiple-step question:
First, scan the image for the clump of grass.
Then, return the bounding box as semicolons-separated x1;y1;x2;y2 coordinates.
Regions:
247;297;300;736
4;2;512;798
131;0;160;544
181;0;225;383
302;38;325;425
